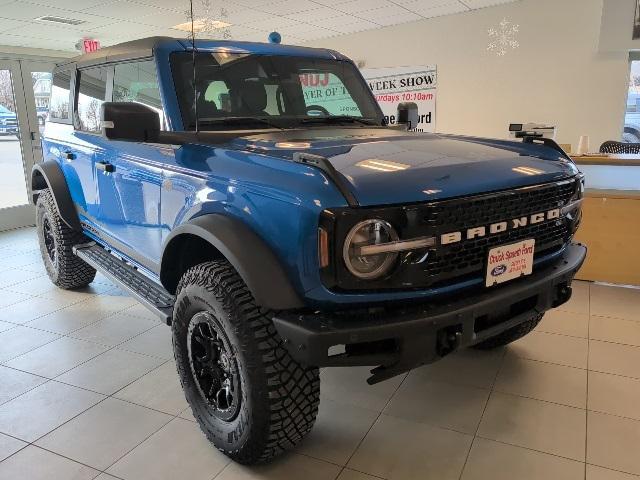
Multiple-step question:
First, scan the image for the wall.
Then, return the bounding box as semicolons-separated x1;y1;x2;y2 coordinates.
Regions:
599;0;640;52
310;0;630;152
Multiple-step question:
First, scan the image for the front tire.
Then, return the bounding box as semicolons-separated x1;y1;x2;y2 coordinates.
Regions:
472;313;544;350
172;260;320;464
36;189;96;289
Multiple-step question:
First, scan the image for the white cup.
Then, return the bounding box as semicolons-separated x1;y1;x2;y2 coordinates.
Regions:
576;135;590;155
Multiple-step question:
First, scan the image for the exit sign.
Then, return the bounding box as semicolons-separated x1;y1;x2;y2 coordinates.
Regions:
82;39;100;53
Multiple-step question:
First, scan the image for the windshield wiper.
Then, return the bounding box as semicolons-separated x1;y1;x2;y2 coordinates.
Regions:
300;116;379;126
193;117;283;130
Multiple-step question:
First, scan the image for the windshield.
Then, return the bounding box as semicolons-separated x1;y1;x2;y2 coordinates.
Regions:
0;105;14;115
171;52;384;130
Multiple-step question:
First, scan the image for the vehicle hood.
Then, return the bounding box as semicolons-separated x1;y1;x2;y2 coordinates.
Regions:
230;128;580;206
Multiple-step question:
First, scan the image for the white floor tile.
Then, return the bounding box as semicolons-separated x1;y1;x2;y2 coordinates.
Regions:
538;309;589;338
505;330;588;369
495;356;588;408
117;324;173;359
4;337;109;378
384;373;490;434
296;397;378;465
0;326;59;363
0;432;26;462
107;418;229;480
0;365;47;405
411;348;504;389
70;311;157;347
114;361;187;415
462;437;584;480
347;414;473;480
478;392;586;461
588;371;640;421
35;397;171;471
591;284;640;321
320;366;405;412
0;446;99;480
0;380;104;442
216;453;341;480
586;464;640;479
57;348;165;395
587;411;640;476
589;340;640;380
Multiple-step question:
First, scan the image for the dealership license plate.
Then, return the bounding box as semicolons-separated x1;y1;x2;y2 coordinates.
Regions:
486;239;535;287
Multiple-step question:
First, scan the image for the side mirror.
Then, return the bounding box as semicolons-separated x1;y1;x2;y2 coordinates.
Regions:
101;102;160;142
396;102;419;131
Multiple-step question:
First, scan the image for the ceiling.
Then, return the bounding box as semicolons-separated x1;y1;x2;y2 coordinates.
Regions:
0;0;519;54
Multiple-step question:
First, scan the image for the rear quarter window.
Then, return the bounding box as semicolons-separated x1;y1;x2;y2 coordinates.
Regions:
77;66;109;133
49;71;71;122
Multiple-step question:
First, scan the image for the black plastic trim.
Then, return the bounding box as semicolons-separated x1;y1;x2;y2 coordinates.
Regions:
160;214;304;310
31;161;81;231
522;136;573;161
273;243;587;384
293;152;359;207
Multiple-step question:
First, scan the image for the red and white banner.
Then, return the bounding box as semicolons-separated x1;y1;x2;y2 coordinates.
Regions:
361;65;437;132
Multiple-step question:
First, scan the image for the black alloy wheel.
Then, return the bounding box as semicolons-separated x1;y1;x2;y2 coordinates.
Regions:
187;311;241;422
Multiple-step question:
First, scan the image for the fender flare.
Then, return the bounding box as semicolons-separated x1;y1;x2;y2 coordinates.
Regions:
31;161;81;231
160;214;304;310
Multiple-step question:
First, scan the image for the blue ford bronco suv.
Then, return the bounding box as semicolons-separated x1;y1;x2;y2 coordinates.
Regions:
32;37;586;464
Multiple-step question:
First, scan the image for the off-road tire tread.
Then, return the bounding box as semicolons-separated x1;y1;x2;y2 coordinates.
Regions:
472;313;544;350
173;260;319;464
36;189;96;289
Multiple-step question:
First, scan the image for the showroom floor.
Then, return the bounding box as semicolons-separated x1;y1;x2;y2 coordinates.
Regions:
0;228;639;480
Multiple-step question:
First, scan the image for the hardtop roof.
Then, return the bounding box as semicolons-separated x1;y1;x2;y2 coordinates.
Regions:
54;36;346;72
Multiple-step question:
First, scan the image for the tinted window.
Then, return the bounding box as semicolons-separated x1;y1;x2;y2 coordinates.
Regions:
171;52;383;130
77;67;108;133
49;71;71;121
113;60;166;129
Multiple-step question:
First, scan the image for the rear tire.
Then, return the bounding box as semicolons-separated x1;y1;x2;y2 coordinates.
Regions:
472;313;544;350
36;188;96;289
172;260;320;464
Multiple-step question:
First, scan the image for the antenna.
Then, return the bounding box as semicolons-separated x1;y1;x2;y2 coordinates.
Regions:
189;0;199;132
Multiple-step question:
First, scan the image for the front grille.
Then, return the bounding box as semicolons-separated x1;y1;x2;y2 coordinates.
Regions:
419;178;577;287
323;177;580;293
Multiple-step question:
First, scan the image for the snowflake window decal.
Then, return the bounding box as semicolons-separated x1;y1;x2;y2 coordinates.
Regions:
183;0;232;40
487;18;519;57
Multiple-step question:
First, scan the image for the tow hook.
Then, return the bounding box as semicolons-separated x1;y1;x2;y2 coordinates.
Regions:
436;325;463;357
553;284;573;307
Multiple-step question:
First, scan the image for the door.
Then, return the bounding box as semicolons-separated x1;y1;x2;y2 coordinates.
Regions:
0;60;38;230
93;60;165;272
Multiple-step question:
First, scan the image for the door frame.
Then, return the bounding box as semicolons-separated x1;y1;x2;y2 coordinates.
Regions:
0;57;58;232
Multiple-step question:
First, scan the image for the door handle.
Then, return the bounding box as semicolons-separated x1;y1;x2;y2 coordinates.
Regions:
96;161;114;173
64;151;75;161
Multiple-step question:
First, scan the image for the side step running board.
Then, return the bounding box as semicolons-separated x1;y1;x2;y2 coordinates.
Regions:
73;242;174;324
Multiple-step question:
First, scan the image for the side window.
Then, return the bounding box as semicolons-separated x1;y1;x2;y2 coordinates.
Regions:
299;72;362;116
77;67;108;133
113;60;166;129
49;71;71;122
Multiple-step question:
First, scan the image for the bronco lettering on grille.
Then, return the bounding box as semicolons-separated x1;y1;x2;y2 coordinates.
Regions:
440;208;561;245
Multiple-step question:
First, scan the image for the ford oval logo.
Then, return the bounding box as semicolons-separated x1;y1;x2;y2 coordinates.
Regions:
491;264;507;276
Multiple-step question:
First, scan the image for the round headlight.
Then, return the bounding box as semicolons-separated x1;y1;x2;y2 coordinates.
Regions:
343;219;399;279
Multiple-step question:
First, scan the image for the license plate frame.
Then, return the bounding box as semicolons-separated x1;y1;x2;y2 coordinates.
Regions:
486;239;535;287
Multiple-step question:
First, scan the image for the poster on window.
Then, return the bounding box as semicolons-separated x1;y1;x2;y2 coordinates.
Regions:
361;65;437;132
634;0;640;39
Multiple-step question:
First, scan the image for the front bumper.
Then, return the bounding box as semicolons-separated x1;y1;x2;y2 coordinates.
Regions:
273;243;586;384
